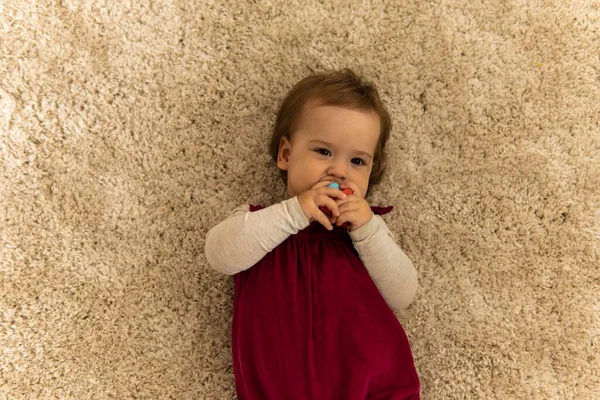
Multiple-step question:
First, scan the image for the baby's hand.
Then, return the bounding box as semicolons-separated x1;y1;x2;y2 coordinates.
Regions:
297;181;347;231
331;182;373;231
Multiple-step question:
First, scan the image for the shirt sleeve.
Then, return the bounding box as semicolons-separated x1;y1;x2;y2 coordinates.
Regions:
204;196;310;275
349;214;418;311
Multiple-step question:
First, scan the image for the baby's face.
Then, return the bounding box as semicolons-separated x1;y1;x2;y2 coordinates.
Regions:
277;101;380;199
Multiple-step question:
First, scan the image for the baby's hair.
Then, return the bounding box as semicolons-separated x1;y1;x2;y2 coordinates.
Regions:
270;68;391;191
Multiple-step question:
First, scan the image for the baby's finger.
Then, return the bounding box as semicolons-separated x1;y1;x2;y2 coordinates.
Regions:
315;206;334;230
335;212;349;227
338;200;359;214
312;180;337;191
323;196;342;217
320;187;347;200
315;195;339;217
335;194;357;206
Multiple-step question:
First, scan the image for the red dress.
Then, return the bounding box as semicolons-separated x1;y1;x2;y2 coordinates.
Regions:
232;205;420;399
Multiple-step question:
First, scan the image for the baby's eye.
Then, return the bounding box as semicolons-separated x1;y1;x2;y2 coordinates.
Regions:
315;148;331;156
351;158;366;166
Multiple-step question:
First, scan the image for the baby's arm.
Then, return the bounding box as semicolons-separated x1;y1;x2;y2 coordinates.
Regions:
350;216;418;312
205;197;310;275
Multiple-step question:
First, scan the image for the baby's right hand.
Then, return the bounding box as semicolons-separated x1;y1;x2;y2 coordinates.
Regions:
297;181;347;231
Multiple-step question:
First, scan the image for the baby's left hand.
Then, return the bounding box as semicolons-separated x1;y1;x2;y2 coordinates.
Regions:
330;182;373;231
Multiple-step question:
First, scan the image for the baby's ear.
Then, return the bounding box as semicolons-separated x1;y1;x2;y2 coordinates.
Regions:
276;136;291;170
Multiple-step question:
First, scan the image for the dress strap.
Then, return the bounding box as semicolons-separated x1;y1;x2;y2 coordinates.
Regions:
371;205;393;215
249;204;264;212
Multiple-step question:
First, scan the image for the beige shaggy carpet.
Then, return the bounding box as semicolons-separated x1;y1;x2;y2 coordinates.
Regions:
1;0;599;398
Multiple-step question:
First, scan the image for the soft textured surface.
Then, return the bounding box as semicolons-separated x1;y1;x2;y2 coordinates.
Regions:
1;0;599;398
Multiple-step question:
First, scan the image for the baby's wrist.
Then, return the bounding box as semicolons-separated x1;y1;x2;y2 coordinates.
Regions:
289;196;311;226
349;213;377;240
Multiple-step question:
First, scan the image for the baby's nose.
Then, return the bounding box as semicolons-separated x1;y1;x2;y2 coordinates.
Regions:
327;162;347;181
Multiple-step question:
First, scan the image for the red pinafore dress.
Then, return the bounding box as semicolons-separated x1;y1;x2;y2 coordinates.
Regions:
232;204;420;399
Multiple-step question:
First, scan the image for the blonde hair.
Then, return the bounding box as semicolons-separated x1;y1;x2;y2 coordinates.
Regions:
270;68;391;192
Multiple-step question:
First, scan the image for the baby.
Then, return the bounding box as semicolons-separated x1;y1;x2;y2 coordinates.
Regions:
205;69;420;399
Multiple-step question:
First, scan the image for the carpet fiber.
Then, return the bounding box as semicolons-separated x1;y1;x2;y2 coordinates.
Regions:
1;0;599;398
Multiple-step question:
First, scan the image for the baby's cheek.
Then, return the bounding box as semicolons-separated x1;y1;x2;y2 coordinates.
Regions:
359;183;369;198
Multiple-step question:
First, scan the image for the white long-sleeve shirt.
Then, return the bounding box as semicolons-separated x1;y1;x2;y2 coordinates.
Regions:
205;196;418;311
